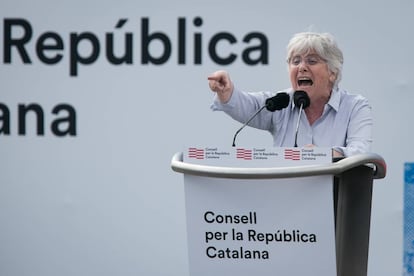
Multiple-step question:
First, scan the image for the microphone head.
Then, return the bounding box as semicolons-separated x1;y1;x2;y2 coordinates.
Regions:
293;90;310;109
265;92;290;111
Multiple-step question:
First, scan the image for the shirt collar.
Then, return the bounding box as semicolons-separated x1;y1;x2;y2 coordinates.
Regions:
327;87;340;112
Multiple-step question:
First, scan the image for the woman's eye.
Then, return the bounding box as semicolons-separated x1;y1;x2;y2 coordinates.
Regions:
307;58;318;65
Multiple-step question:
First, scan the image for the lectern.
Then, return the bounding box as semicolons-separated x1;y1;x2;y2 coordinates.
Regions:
171;147;386;276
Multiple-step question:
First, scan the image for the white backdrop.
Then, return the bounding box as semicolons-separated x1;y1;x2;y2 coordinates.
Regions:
1;0;413;275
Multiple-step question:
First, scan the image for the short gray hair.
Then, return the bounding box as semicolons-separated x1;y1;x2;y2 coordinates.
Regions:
286;32;344;88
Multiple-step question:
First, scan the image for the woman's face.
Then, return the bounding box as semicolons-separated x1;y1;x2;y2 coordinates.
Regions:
288;50;336;104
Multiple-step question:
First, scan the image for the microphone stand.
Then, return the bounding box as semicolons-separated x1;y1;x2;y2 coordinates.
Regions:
232;105;266;147
231;92;290;147
293;90;310;147
294;103;304;147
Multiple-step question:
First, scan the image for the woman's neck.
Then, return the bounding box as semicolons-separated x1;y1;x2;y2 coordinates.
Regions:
305;92;331;125
305;106;323;125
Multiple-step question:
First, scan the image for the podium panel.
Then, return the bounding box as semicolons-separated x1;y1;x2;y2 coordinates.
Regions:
172;147;387;276
185;174;336;276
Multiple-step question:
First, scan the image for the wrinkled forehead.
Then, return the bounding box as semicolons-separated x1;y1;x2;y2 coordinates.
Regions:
290;49;319;57
288;48;320;61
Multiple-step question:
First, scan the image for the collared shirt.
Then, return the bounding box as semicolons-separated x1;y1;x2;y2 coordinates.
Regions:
211;87;372;157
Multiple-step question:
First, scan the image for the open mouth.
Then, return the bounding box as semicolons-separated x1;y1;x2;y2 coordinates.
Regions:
297;77;313;87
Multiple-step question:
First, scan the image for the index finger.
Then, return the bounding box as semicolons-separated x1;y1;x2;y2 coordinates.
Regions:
207;76;219;81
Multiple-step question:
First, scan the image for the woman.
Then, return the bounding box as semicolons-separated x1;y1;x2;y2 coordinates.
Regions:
208;32;372;157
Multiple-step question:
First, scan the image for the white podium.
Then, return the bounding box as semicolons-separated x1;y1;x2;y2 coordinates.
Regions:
171;147;386;276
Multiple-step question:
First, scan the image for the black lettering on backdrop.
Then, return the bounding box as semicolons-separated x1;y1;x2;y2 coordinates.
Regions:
36;32;64;64
141;17;171;65
1;16;268;138
51;104;77;136
4;18;32;63
3;17;269;76
0;103;10;134
18;103;45;135
0;103;77;137
69;32;100;76
106;19;133;65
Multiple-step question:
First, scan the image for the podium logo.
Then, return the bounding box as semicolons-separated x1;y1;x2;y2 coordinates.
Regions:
284;149;300;160
236;148;252;160
188;147;204;159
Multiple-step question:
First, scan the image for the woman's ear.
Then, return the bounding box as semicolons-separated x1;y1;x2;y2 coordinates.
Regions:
329;71;337;83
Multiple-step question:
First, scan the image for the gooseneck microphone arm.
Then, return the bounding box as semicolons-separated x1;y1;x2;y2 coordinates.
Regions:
232;92;290;147
232;105;267;147
294;103;304;147
293;90;311;147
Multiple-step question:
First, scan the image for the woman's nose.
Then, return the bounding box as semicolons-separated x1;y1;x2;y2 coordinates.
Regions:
299;63;308;72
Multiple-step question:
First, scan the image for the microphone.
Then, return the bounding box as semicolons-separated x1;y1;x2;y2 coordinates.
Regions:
293;90;310;147
232;92;290;147
265;93;291;111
